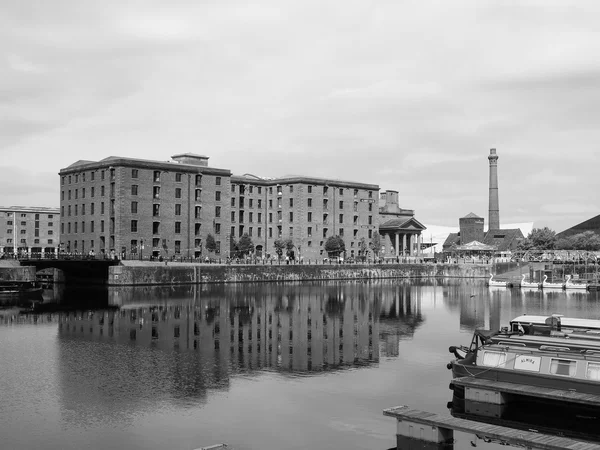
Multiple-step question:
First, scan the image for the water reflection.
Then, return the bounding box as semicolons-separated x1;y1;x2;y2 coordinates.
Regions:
2;279;600;450
60;283;387;375
52;281;429;430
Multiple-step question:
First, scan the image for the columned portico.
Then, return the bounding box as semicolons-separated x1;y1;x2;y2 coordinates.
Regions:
379;222;426;259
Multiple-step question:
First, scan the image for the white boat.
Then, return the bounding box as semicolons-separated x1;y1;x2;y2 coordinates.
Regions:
487;273;507;288
520;274;540;289
564;274;588;290
540;274;564;290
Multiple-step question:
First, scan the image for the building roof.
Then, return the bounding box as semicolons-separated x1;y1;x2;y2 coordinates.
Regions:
66;160;96;168
483;228;525;251
59;155;231;176
0;206;60;213
461;212;483;219
443;232;460;249
230;173;380;190
557;214;600;238
379;217;426;231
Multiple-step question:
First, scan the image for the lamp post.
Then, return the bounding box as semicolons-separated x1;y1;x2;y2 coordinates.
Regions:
140;238;144;261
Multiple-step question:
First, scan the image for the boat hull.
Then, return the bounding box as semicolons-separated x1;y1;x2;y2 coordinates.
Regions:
451;360;600;395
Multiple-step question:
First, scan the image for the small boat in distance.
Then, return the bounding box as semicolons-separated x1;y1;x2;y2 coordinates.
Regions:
487;273;507;288
0;281;43;307
520;274;540;289
540;275;564;290
564;274;588;290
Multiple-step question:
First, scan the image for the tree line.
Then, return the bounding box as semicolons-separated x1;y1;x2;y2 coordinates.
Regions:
202;232;384;260
517;227;600;251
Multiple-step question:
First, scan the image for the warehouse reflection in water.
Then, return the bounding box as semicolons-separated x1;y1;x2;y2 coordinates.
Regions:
55;281;424;425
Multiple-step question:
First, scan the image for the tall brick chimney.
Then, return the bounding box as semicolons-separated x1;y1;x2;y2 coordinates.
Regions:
488;148;500;230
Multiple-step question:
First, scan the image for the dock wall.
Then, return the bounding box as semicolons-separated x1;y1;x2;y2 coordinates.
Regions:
108;263;490;286
0;266;36;282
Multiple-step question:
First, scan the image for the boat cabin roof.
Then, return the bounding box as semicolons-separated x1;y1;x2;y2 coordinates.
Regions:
511;315;600;330
490;333;600;352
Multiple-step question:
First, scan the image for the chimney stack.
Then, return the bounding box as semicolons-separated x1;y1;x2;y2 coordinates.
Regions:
488;148;500;230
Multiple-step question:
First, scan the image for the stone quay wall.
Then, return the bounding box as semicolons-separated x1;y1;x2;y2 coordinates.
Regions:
108;263;490;286
0;266;37;282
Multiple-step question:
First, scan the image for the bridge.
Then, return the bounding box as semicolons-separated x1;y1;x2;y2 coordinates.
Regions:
15;256;120;285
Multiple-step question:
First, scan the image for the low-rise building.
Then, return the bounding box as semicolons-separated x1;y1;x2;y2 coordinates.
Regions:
0;206;60;256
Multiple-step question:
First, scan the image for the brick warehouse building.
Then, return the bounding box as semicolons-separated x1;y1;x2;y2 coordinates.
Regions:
59;154;425;260
1;206;60;256
59;154;231;259
230;174;380;260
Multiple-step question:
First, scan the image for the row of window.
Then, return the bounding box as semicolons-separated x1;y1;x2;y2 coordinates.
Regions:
2;213;54;219
63;238;221;255
231;184;374;198
62;170;214;186
5;229;54;235
230;197;373;212
482;351;600;380
2;238;53;244
231;210;373;226
62;202;108;217
62;220;216;237
228;225;374;241
6;221;54;227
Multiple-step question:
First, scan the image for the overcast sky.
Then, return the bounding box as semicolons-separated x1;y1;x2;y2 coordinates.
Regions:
1;1;598;233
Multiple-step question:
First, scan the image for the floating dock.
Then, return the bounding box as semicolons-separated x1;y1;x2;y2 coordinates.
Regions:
383;405;600;450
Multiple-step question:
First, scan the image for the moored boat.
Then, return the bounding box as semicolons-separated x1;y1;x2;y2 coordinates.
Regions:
486;273;507;288
564;274;589;290
540;274;565;290
448;314;600;395
519;274;540;289
0;281;43;306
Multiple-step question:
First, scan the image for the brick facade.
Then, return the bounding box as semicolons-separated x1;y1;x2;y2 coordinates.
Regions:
0;206;60;255
59;155;231;258
59;154;424;261
230;175;379;260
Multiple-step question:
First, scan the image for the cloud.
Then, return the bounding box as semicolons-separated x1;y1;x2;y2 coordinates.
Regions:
0;0;599;233
526;169;578;185
540;203;599;215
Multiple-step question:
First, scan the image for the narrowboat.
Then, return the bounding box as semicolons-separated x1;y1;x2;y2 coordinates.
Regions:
0;281;43;306
448;314;600;395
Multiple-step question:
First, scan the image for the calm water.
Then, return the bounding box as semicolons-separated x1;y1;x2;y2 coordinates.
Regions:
1;280;599;450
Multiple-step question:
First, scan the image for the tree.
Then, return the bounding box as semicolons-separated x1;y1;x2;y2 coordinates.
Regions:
229;235;238;258
324;235;345;257
273;238;286;260
205;234;216;255
358;237;369;261
237;233;254;255
369;232;382;257
285;238;294;254
556;231;600;251
517;227;557;250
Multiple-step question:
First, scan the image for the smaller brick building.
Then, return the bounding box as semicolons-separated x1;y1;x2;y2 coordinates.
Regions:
443;212;524;253
0;206;60;256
